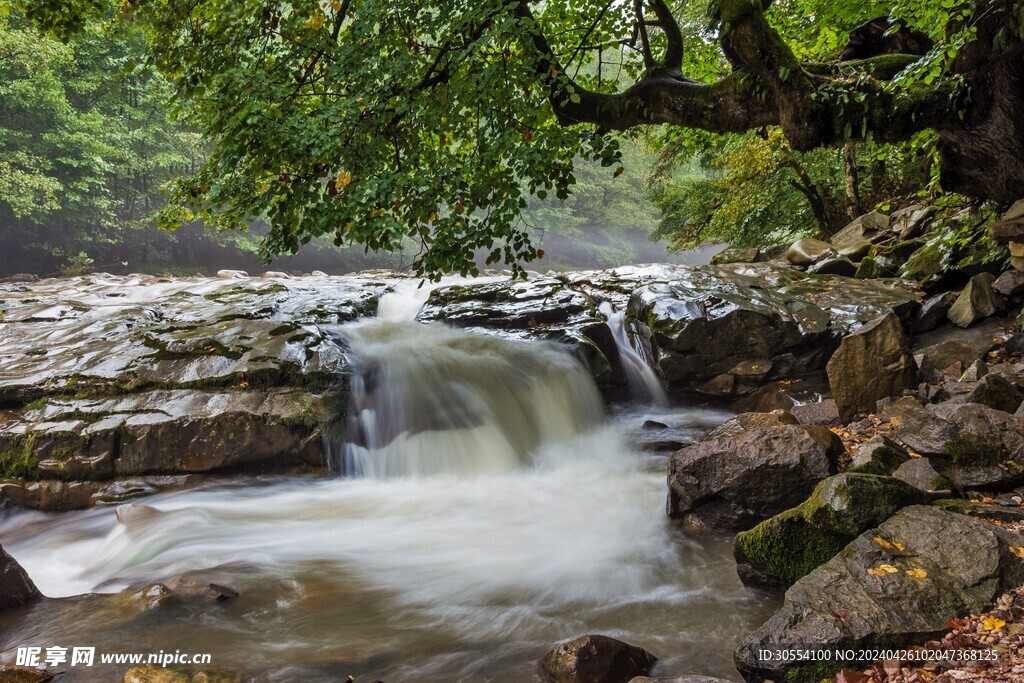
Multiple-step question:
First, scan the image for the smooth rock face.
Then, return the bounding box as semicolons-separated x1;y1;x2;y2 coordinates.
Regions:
786;238;836;267
667;412;842;530
539;635;657;683
0;544;42;610
826;313;918;421
948;273;1000;327
629;263;920;390
735;506;1024;683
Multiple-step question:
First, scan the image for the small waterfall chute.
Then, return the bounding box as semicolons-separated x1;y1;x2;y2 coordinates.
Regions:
599;302;667;406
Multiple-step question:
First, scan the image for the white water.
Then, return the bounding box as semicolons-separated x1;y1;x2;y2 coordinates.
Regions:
599;301;668;406
0;277;778;681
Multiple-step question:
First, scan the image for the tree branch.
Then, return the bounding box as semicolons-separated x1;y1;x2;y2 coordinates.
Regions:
648;0;684;69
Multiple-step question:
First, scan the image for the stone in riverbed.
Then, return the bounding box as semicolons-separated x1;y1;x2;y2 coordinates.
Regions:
826;313;918;422
735;505;1024;683
786;238;836;267
965;373;1024;413
911;291;957;333
807;257;857;277
711;247;760;265
847;435;910;475
539;635;657;683
994;270;1024;296
0;543;42;610
948;272;1001;327
733;473;928;589
667;411;842;531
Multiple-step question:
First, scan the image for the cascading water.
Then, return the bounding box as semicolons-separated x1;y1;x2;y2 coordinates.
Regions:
0;276;778;682
335;321;605;478
599;301;668;406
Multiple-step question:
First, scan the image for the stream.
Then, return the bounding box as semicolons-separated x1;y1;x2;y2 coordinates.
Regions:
0;280;779;682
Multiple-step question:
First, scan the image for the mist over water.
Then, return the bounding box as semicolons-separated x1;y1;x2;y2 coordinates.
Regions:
0;277;777;681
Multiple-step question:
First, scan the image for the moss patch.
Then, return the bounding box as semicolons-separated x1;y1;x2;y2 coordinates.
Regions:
944;434;1008;467
0;433;38;479
735;502;855;588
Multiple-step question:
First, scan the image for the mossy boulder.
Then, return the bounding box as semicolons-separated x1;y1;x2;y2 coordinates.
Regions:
736;505;1024;683
734;474;929;589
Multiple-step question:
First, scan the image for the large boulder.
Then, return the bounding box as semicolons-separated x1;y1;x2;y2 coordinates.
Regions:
948;272;1000;327
735;505;1024;682
826;313;918;421
894;401;1024;490
628;263;920;390
0;544;42;610
667;412;842;530
786;238;836;267
734;474;929;589
539;635;657;683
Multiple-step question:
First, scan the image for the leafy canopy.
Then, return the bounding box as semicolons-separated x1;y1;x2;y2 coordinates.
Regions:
13;0;1019;276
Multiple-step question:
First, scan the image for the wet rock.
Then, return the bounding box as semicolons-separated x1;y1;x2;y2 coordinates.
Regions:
838;240;872;262
807;257;857;277
667;412;842;531
965;373;1024;413
711;247;760;265
122;665;241;683
989;200;1024;243
0;543;42;609
629;263;920;390
914;339;982;376
0;480;99;511
892;205;933;240
948;273;1000;327
911;291;957;333
848;435;910;475
735;505;1024;683
832;212;891;248
891;458;953;493
734;474;929;589
994;270;1024;296
0;667;53;682
628;677;734;683
539;635;657;683
136;583;178;611
895;401;1024;490
826;313;918;421
786;238;836;267
960;358;989;382
854;256;895;279
789;399;840;426
215;269;248;279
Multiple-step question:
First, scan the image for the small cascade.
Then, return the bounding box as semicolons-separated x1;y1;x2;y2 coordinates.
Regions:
330;320;605;478
599;302;668;406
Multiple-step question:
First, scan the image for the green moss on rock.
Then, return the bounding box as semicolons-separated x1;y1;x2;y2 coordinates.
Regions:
0;433;38;479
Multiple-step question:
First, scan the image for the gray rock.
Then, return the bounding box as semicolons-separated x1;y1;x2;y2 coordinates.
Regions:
911;291;957;334
994;270;1024;296
948;273;1000;327
960;358;989;382
895;401;1024;490
667;411;842;530
832;212;891;248
629;263;920;390
807;257;857;277
915;339;983;375
629;678;735;683
848;435;910;475
711;247;760;265
540;635;657;683
789;399;840;426
786;238;836;267
0;544;42;609
735;505;1024;683
892;205;933;240
892;457;953;493
826;313;918;421
966;373;1024;413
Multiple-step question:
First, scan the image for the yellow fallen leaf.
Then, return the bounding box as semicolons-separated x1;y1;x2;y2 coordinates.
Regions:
874;536;893;550
890;416;902;427
905;568;927;578
1009;546;1024;559
983;617;1007;631
868;564;899;576
907;450;923;458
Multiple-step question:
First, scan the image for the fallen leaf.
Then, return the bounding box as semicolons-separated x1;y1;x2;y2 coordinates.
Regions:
906;568;928;578
1009;546;1024;559
983;616;1006;630
890;416;902;427
874;536;894;550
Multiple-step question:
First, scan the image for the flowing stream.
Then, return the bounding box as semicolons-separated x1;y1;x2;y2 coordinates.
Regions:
0;280;778;682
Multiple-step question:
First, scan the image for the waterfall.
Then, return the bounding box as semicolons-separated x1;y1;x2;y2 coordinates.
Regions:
599;302;668;406
333;321;604;477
